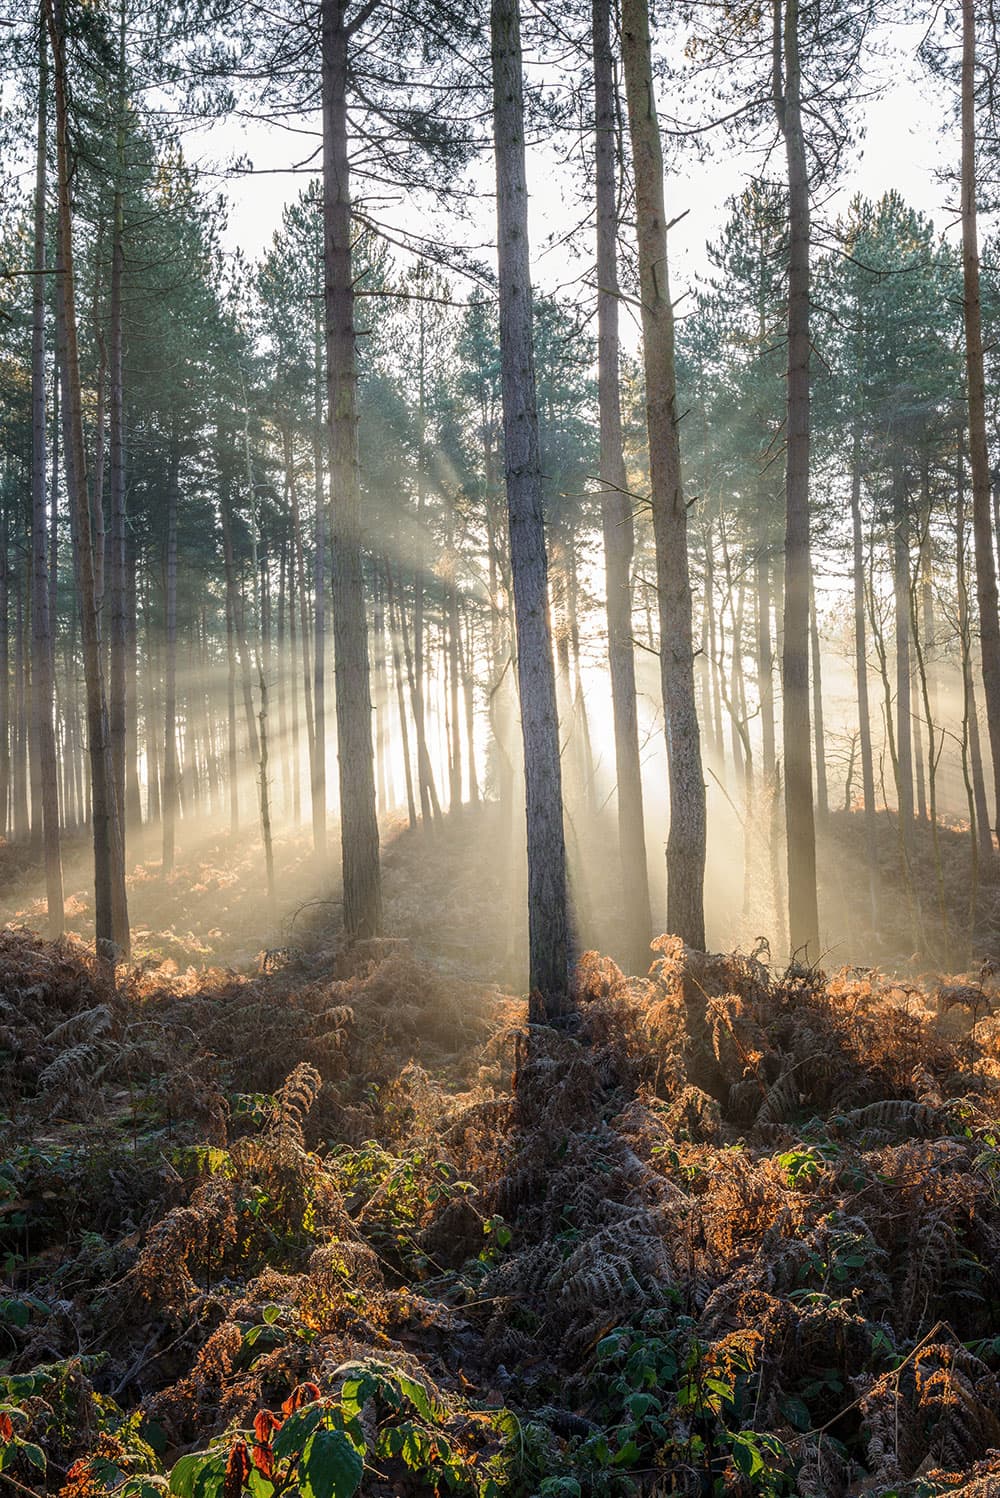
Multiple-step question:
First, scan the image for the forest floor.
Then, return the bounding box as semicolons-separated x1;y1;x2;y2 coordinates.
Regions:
4;812;1000;1494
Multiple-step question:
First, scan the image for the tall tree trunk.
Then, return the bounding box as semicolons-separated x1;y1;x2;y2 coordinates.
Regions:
144;575;160;825
591;0;652;940
958;438;994;863
373;564;389;818
0;523;9;842
622;0;707;949
492;0;571;1012
400;574;442;822
31;31;63;936
755;546;776;781
223;529;239;833
124;543;142;826
705;523;725;765
462;606;480;806
961;0;1000;848
892;461;914;827
448;569;463;813
108;0;127;878
321;0;382;937
288;430;316;822
162;445;179;876
47;0;128;961
385;561;418;829
808;569;827;824
773;0;818;958
13;580;29;846
849;427;879;917
312;266;328;857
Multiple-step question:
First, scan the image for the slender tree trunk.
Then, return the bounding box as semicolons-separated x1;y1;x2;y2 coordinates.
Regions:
850;428;879;916
492;0;571;1011
0;525;10;842
277;541;290;816
13;581;29;846
755;546;776;781
223;530;239;833
288;430;316;823
773;0;818;958
321;0;382;937
312;270;328;857
448;567;463;813
961;0;1000;846
124;545;142;826
809;569;827;824
705;524;725;765
162;445;179;876
462;606;480;806
144;576;160;824
400;573;442;822
622;0;707;948
108;0;127;882
592;0;649;970
958;439;995;863
373;564;389;818
30;33;63;936
892;461;914;827
47;0;128;961
385;562;418;829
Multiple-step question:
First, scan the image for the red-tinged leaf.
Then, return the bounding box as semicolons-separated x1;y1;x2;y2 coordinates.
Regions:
253;1411;281;1445
0;1414;13;1445
281;1383;321;1416
224;1439;252;1498
251;1443;274;1481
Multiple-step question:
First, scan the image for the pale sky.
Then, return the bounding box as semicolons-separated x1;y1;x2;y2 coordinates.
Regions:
198;14;960;300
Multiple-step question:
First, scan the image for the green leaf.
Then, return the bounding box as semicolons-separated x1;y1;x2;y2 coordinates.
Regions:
121;1481;169;1498
730;1434;764;1479
262;1305;281;1325
612;1439;641;1466
169;1452;226;1498
624;1392;658;1421
272;1406;325;1461
395;1372;442;1424
338;1372;378;1421
299;1429;363;1498
244;1325;283;1349
20;1443;47;1473
0;1300;30;1329
169;1454;204;1498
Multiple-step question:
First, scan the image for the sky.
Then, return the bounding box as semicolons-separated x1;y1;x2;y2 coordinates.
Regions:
194;13;960;304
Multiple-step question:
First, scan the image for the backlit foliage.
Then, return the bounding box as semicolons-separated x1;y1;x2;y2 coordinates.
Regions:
5;926;1000;1493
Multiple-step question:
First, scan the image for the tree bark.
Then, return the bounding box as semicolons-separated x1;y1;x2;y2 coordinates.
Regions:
47;0;128;963
808;568;827;824
108;0;128;887
891;461;914;827
755;546;776;781
773;0;818;958
321;0;382;937
961;0;1000;848
30;29;64;937
385;561;418;829
162;441;179;876
492;0;571;1012
849;427;879;915
312;259;328;856
622;0;707;949
594;0;652;972
0;522;9;842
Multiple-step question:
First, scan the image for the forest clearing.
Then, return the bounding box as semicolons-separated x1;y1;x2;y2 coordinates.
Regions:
6;0;1000;1490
